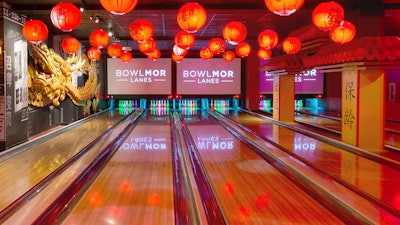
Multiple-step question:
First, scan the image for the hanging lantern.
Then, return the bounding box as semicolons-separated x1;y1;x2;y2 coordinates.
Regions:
107;43;123;58
222;21;247;45
173;45;188;56
258;29;279;49
120;51;132;63
174;30;195;49
208;38;225;55
99;0;138;15
235;42;251;58
223;51;236;62
312;1;344;31
329;20;356;44
50;2;81;32
89;29;109;49
148;48;161;61
176;2;207;33
87;47;102;61
258;48;272;60
129;19;154;43
172;53;184;63
283;37;301;54
62;36;80;54
200;47;213;60
139;39;157;55
22;20;48;44
264;0;304;16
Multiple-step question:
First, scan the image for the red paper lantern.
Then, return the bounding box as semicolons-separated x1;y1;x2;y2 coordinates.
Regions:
177;2;207;33
62;36;80;54
258;48;272;60
200;47;213;60
22;20;48;44
258;29;279;49
312;1;344;31
120;51;132;63
283;37;301;54
208;38;225;55
100;0;138;15
129;19;154;43
174;30;195;49
329;20;356;44
172;53;184;63
107;43;123;58
223;51;236;62
87;47;101;61
148;48;161;61
139;39;157;55
223;21;247;45
264;0;304;16
89;29;109;49
235;42;251;58
50;2;81;32
173;45;188;56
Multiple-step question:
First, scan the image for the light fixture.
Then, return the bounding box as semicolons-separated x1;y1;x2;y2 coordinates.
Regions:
90;14;102;24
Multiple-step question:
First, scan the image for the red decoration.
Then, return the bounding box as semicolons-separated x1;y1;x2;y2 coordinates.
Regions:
264;0;304;16
120;51;132;63
87;47;101;61
177;2;207;33
200;47;213;60
174;30;195;49
62;36;80;54
258;29;279;49
283;37;301;54
258;48;272;60
148;48;161;61
22;20;48;44
129;19;154;43
223;21;247;45
100;0;138;15
139;39;157;55
208;38;225;54
107;43;123;58
173;45;188;56
329;20;356;44
235;42;251;58
172;53;184;63
312;1;344;31
89;29;110;49
223;51;236;62
50;2;81;32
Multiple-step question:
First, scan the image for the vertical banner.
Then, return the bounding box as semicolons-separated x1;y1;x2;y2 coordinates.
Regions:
272;75;280;120
341;70;358;146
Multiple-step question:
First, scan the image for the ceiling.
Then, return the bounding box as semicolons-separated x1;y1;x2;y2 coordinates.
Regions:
7;0;400;55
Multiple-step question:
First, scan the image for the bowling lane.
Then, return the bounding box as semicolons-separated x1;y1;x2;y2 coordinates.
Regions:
224;110;400;221
183;112;345;225
61;112;175;225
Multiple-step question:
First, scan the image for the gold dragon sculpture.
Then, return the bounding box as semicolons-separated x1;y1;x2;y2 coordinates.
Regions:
27;42;101;115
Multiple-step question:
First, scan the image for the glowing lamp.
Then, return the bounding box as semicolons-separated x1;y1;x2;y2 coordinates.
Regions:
258;29;279;49
329;20;356;44
89;29;109;49
200;47;213;60
62;36;80;54
258;48;272;60
312;1;344;31
283;37;301;54
87;47;101;61
176;2;207;33
172;53;184;63
120;51;132;63
107;43;123;58
235;42;251;58
148;48;161;61
174;30;195;49
99;0;138;15
208;38;225;55
173;45;188;56
223;21;247;45
22;20;48;44
50;2;81;32
264;0;304;16
129;19;154;43
139;39;157;55
223;51;236;62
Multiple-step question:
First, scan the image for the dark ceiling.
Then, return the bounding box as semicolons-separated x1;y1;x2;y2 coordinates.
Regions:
7;0;400;53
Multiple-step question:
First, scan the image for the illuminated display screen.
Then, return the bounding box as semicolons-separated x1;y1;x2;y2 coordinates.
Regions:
107;58;172;95
176;58;241;95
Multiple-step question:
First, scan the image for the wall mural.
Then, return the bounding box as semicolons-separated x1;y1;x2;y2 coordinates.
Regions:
27;42;101;115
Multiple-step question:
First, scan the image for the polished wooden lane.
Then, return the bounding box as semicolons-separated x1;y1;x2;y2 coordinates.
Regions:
61;112;175;225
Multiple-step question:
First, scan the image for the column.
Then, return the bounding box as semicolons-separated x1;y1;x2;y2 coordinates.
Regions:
272;74;294;122
245;52;259;110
